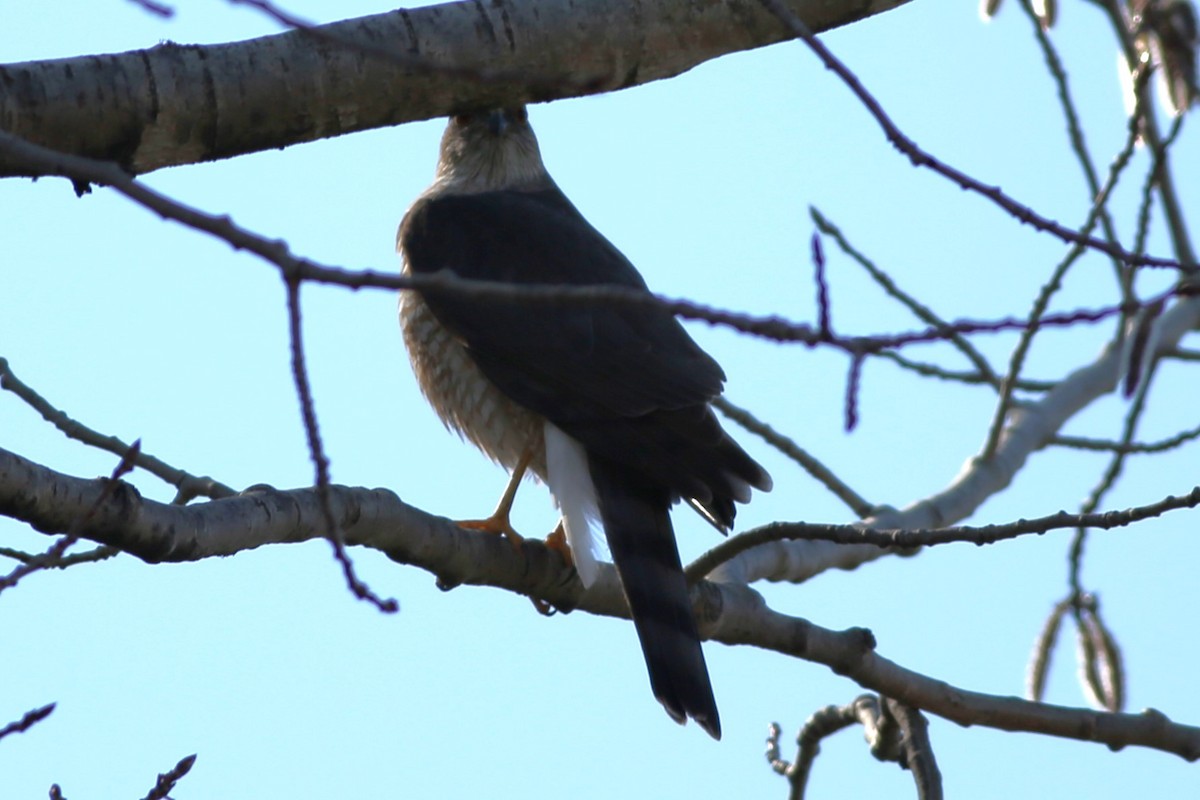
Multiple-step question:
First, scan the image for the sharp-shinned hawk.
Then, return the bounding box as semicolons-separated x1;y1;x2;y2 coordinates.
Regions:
397;107;771;739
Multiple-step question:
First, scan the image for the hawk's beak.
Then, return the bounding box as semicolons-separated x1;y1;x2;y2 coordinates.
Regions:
487;110;509;137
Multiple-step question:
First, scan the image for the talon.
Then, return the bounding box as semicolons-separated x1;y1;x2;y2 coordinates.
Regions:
527;522;576;616
544;521;575;568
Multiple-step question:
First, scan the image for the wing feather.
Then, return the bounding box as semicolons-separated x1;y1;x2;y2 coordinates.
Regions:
400;189;725;419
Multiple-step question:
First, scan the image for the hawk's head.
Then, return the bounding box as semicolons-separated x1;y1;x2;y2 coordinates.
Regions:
433;106;551;193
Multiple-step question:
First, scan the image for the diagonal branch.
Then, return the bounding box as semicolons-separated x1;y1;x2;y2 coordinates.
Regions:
0;356;234;502
757;0;1189;272
713;291;1200;585
2;443;1197;760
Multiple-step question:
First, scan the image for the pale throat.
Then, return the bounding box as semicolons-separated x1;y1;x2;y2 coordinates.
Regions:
431;135;553;195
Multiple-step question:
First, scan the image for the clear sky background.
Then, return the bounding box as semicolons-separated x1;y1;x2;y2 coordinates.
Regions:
2;0;1198;797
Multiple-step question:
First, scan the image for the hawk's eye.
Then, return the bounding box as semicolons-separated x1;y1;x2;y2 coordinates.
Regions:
452;113;472;126
513;107;529;123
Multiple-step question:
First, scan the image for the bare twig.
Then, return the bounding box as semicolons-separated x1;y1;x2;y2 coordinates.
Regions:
766;706;861;800
1068;345;1159;598
811;233;832;338
0;703;55;742
687;485;1200;581
0;357;234;502
0;130;1178;355
812;208;1001;387
881;698;943;800
1164;345;1200;361
1018;0;1127;289
768;697;943;800
283;278;398;614
0;544;118;569
140;754;197;800
127;0;174;17
1048;423;1200;453
981;79;1147;460
757;0;1191;273
713;397;875;518
844;350;864;432
874;350;1055;391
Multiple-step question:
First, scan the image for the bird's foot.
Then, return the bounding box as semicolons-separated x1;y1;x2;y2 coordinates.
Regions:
455;514;525;553
531;522;575;616
544;522;574;568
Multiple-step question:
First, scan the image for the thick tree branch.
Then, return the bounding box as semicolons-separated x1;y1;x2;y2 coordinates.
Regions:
3;444;1198;760
714;291;1200;585
0;0;905;177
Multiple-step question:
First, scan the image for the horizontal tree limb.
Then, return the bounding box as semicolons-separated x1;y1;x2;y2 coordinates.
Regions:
2;444;1198;760
0;0;905;177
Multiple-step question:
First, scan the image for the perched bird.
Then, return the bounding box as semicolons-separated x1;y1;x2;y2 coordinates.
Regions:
397;107;771;739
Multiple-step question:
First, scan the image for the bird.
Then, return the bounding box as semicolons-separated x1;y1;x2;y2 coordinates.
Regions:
396;106;771;739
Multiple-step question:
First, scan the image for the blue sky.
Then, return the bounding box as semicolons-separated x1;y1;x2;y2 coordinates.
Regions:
2;0;1198;797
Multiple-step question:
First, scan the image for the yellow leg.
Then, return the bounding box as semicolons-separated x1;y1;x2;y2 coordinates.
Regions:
456;445;535;552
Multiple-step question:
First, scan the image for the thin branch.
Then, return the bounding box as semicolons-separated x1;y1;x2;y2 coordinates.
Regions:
882;698;943;800
0;544;118;569
0;703;55;743
811;233;832;339
0;356;234;502
0;130;1172;356
126;0;174;17
140;754;196;800
1018;0;1128;290
283;278;398;614
1163;345;1200;361
874;349;1056;392
713;396;875;518
844;350;864;432
811;208;1001;387
1131;116;1187;285
1068;346;1159;596
981;80;1147;460
687;485;1200;581
767;697;943;800
1049;423;1200;454
766;705;862;800
756;0;1191;273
